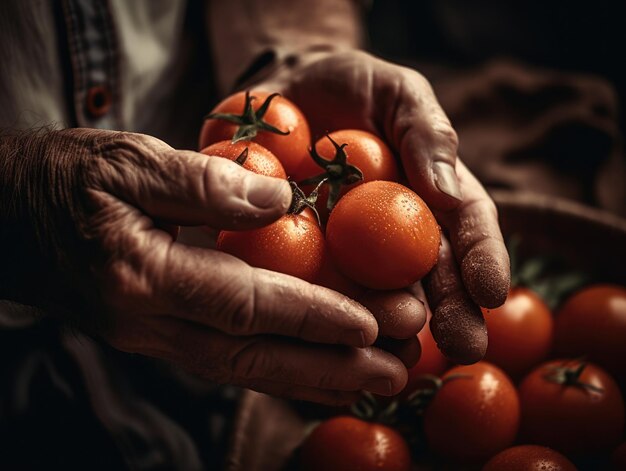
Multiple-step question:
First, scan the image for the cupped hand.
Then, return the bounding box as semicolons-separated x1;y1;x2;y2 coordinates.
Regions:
8;128;426;404
253;49;511;363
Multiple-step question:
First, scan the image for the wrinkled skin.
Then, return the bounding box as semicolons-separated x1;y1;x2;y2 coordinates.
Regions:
255;49;510;363
482;445;577;471
1;128;420;405
1;49;510;405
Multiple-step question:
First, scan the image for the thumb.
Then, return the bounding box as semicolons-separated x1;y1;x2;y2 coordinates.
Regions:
186;153;292;230
96;134;292;230
388;71;462;211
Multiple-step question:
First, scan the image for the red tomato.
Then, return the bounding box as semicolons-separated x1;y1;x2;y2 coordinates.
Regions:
299;416;411;471
200;140;286;179
326;181;440;290
199;91;311;178
482;445;577;471
297;130;400;219
423;362;520;464
482;287;553;379
217;213;324;283
519;360;625;456
554;284;626;383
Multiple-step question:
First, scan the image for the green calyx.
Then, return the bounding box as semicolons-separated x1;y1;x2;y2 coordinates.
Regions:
405;373;471;415
288;180;326;226
508;235;588;309
205;91;290;143
350;391;399;425
542;360;604;394
298;134;363;211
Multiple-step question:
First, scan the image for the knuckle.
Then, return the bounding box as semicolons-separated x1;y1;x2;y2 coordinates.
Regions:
483;197;499;220
434;122;459;151
226;297;257;335
177;331;233;383
203;157;244;201
162;253;261;335
98;250;153;312
202;158;264;222
96;131;167;159
87;131;173;191
315;370;339;390
210;267;258;335
100;260;132;302
230;340;298;384
398;71;459;153
230;341;272;380
403;68;431;90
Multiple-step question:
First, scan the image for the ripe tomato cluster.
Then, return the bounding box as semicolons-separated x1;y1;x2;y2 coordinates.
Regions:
199;91;626;470
298;282;626;470
199;91;441;291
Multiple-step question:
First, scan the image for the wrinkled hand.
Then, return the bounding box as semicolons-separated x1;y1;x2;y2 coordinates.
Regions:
2;128;428;404
254;49;511;363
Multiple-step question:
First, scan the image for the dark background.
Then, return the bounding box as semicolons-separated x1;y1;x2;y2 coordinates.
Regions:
367;0;626;98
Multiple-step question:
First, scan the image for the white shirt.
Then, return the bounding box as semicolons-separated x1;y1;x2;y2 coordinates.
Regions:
0;0;211;149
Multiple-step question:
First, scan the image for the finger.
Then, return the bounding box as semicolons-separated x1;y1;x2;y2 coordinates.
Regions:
385;69;462;211
375;336;421;368
166;249;379;347
434;160;511;308
237;380;361;406
115;316;408;396
96;134;291;229
95;194;379;347
270;54;461;209
357;290;426;339
406;282;430;313
154;221;180;240
228;340;407;397
423;235;487;364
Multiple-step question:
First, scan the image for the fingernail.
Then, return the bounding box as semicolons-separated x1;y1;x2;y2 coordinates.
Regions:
247;177;291;209
433;161;462;201
340;329;366;347
363;378;393;396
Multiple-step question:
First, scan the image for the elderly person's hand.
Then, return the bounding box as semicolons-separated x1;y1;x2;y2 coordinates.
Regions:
249;49;511;363
0;129;426;405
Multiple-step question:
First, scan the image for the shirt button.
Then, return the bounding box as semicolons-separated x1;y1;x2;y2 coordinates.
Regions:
86;85;112;118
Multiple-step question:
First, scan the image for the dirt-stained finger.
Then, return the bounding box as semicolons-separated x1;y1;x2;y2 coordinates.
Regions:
434;160;510;309
424;235;487;364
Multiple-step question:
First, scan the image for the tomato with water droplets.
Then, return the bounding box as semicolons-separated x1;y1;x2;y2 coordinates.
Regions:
299;416;411;471
519;359;625;456
297;130;400;220
217;213;324;283
482;445;577;471
200;140;286;179
482;287;553;379
326;181;440;290
555;284;626;383
423;362;520;465
199;91;310;178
